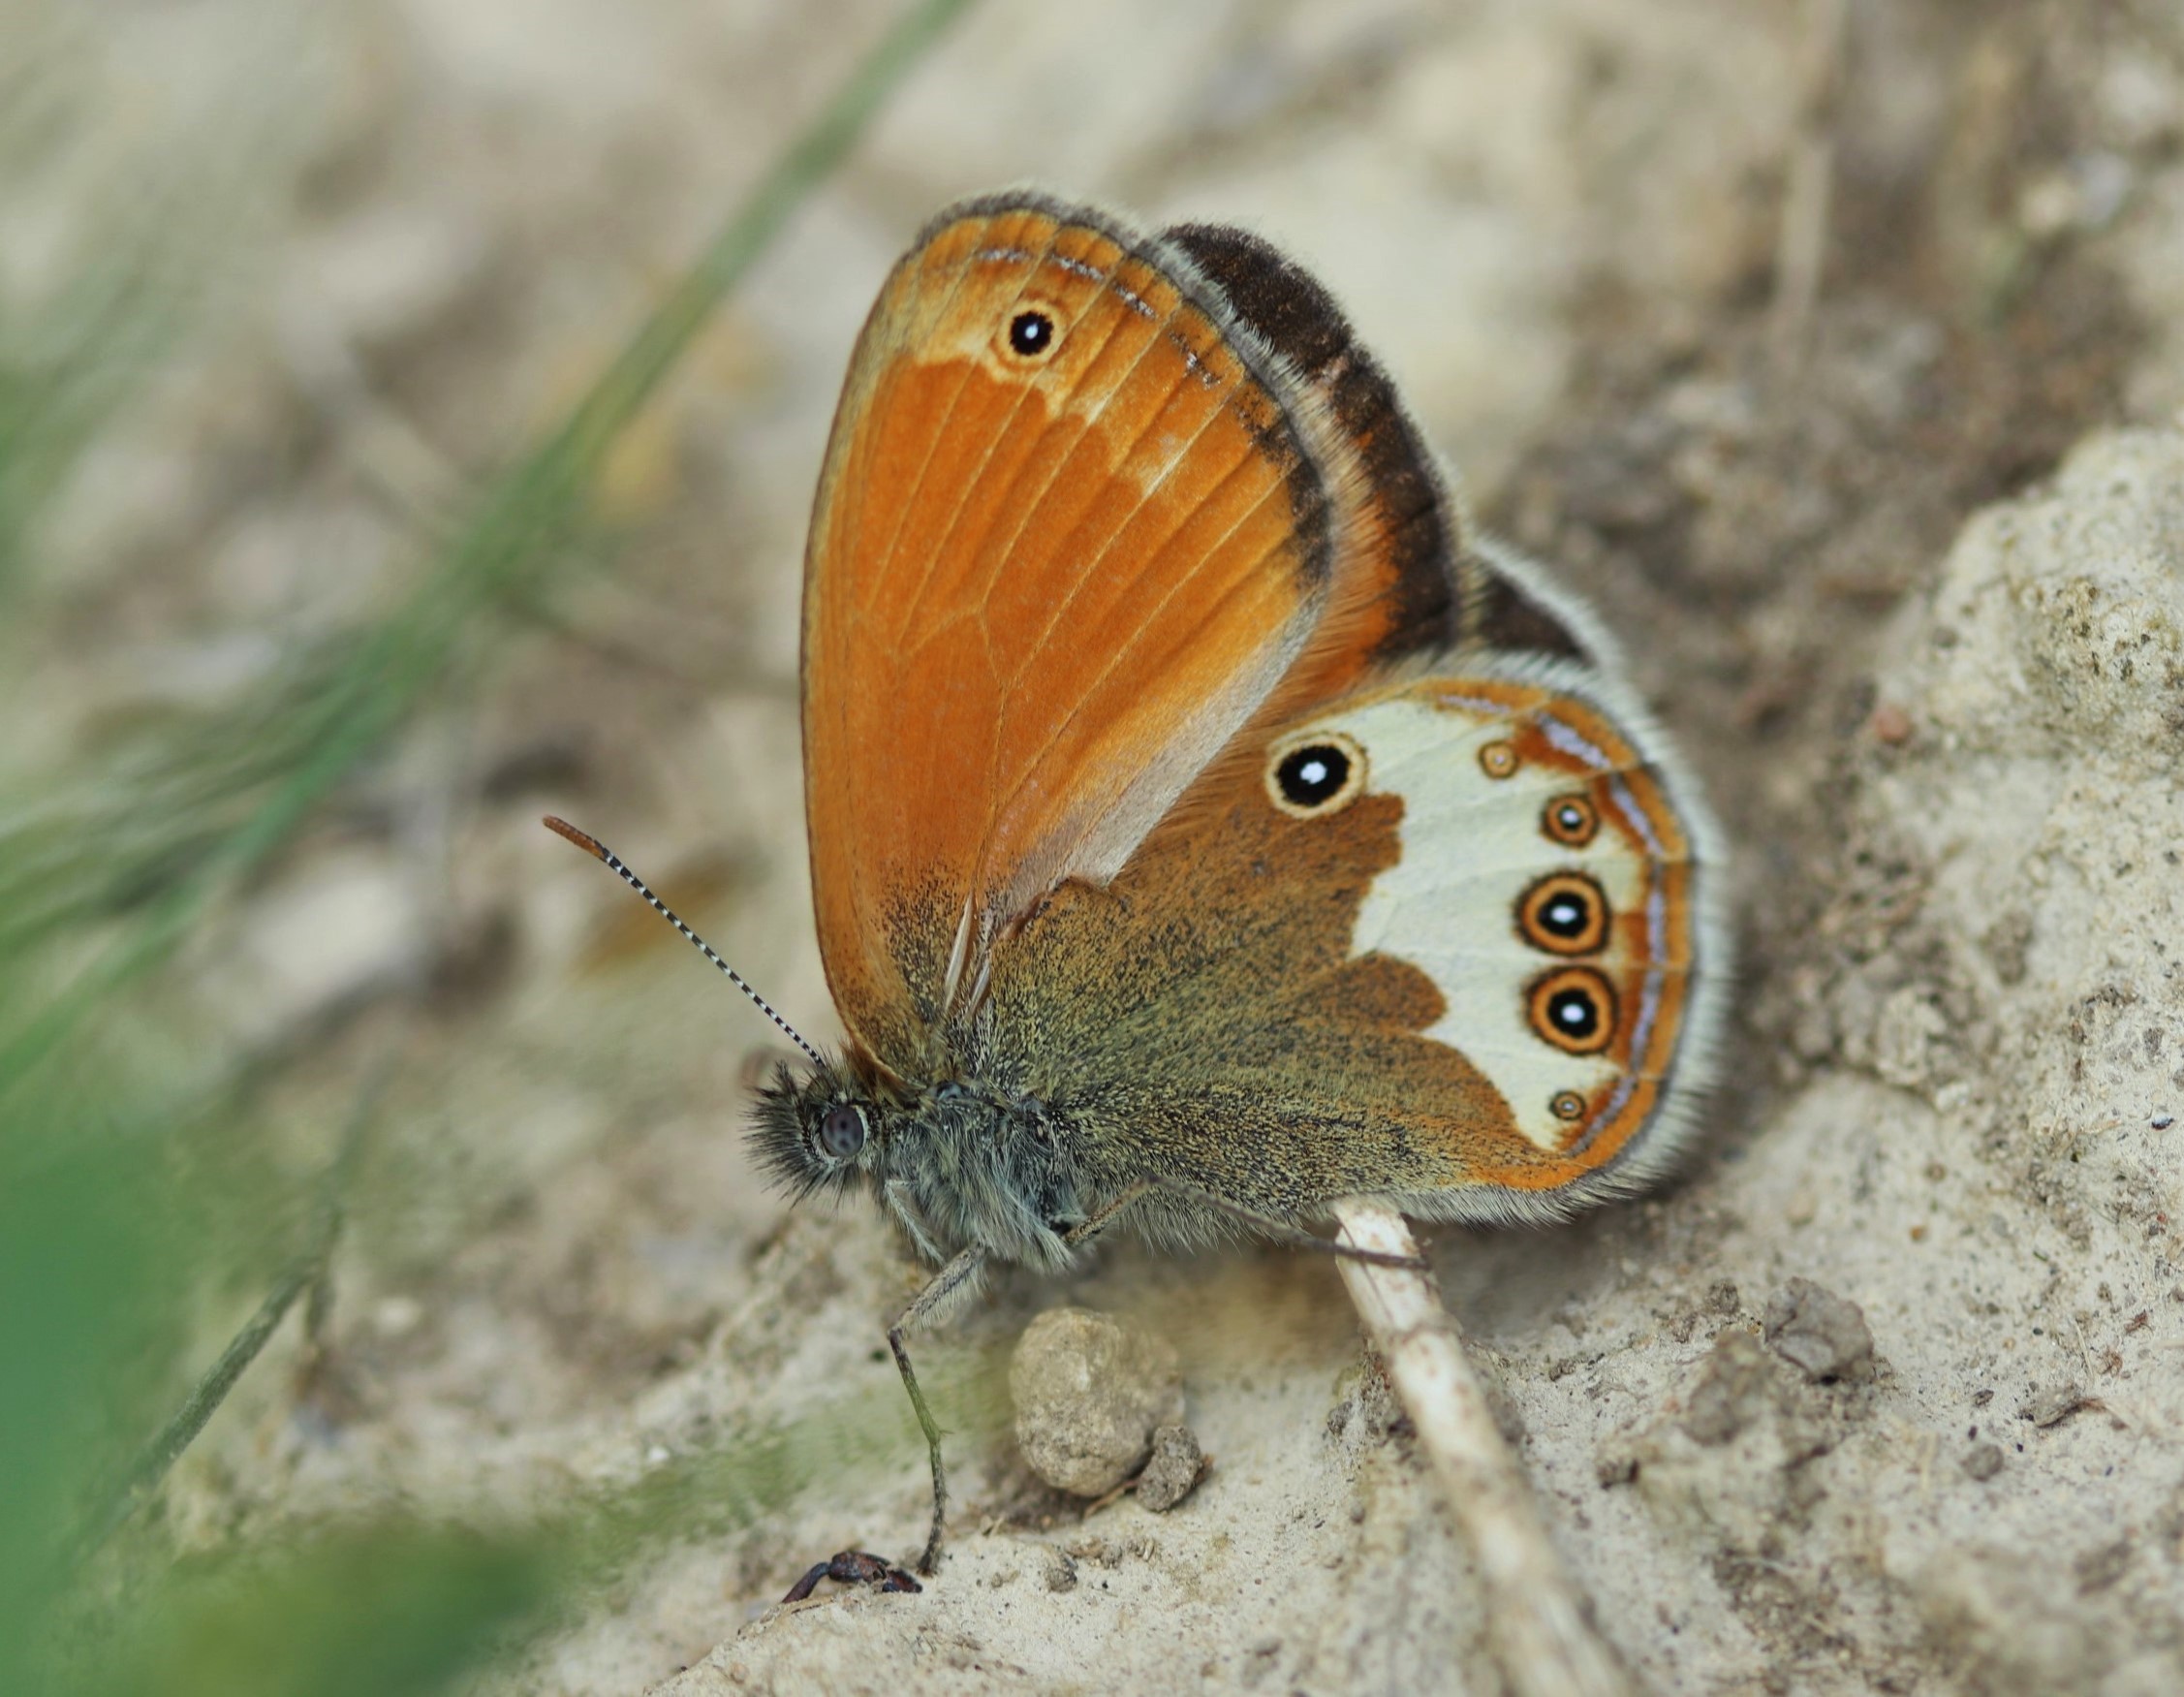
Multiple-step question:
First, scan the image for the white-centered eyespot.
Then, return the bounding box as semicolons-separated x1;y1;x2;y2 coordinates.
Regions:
1517;871;1611;957
1526;967;1617;1056
1001;299;1065;361
1542;793;1599;847
1264;729;1368;819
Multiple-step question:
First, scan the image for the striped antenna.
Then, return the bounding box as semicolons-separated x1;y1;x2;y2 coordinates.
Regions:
543;816;826;1069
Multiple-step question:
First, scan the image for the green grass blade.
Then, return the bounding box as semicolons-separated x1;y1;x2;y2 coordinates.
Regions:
0;0;980;1098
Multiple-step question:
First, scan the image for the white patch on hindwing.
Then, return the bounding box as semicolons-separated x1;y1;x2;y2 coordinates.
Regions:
1288;663;1695;1155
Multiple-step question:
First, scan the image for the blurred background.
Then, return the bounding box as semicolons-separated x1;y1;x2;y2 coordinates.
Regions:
3;0;2177;1691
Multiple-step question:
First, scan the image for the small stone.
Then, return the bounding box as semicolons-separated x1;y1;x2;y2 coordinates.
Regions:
2075;1540;2131;1593
1040;1549;1077;1593
1963;1442;2004;1481
2022;1381;2086;1428
1682;1330;1775;1445
1763;1278;1876;1382
1011;1307;1183;1496
1596;1444;1640;1487
1869;702;1915;744
1136;1423;1204;1512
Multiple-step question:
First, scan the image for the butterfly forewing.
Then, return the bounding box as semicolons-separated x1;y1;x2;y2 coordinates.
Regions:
803;197;1339;1068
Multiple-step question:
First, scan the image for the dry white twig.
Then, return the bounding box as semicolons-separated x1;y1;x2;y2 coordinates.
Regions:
1333;1199;1632;1697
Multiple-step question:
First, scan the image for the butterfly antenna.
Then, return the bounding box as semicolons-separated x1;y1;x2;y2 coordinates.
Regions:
542;816;826;1070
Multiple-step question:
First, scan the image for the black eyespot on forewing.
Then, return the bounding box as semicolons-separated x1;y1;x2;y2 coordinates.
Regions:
1008;309;1055;357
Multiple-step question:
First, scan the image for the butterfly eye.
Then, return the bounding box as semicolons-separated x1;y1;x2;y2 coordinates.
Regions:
817;1103;868;1160
1265;732;1367;818
1007;309;1056;358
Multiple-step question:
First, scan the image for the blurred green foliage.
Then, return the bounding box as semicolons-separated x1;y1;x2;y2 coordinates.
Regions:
0;0;979;1687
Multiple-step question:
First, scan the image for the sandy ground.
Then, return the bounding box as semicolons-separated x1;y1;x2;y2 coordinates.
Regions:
24;0;2184;1691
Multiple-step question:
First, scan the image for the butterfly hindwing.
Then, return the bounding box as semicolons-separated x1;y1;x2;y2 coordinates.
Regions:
1293;663;1719;1200
982;643;1722;1229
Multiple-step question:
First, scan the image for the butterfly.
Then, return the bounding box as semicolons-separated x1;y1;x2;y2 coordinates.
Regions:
551;188;1725;1586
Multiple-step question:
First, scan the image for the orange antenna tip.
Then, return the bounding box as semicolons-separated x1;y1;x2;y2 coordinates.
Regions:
543;815;608;861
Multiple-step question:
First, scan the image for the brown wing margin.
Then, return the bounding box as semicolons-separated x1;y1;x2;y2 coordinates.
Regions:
1162;222;1591;670
1163;222;1460;667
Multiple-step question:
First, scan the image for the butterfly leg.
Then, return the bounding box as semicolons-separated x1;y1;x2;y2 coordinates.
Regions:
881;1178;948;1264
780;1548;921;1603
889;1242;987;1575
1151;1181;1429;1273
885;1188;1163;1574
1058;1181;1157;1249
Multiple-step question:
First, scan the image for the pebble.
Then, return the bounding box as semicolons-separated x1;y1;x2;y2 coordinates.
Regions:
1136;1423;1205;1512
2023;1381;2086;1428
1763;1277;1876;1382
1010;1307;1183;1496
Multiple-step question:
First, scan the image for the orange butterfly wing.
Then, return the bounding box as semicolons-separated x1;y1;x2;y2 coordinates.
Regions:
803;198;1344;1071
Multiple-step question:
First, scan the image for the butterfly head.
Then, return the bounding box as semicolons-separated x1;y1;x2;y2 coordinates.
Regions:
749;1055;890;1205
749;1051;1092;1270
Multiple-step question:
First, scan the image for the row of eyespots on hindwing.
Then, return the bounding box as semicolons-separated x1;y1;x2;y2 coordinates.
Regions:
1475;735;1618;1121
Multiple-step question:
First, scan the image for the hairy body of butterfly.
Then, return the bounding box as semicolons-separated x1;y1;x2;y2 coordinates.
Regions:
746;190;1728;1576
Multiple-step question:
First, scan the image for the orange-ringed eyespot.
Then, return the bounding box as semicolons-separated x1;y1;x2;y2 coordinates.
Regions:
1517;871;1610;957
1543;793;1598;847
1528;967;1616;1056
